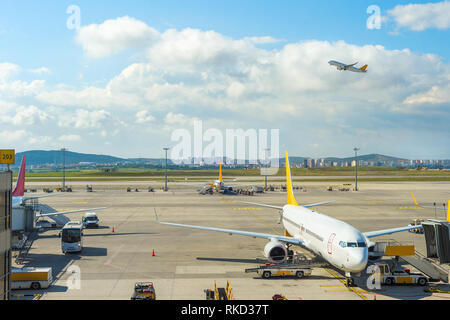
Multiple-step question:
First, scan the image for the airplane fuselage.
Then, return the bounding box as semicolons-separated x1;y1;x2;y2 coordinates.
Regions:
282;205;368;273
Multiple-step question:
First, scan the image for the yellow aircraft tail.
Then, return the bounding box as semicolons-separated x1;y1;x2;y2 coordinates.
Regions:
219;163;223;182
360;64;368;71
411;191;419;207
285;152;298;206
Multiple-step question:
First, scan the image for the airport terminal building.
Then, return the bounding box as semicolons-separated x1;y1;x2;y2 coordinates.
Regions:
0;171;12;300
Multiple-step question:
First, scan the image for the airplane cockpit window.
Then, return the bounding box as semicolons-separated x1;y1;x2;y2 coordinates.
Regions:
339;241;346;248
357;242;366;247
347;242;357;248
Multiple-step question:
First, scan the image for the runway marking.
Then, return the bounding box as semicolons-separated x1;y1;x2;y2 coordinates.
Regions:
397;206;423;210
233;207;262;211
71;202;88;204
324;267;368;301
320;284;346;287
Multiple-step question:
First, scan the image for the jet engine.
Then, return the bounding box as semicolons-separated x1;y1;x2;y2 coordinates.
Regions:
264;240;288;263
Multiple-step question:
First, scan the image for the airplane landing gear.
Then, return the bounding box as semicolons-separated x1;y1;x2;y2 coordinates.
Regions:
345;277;355;287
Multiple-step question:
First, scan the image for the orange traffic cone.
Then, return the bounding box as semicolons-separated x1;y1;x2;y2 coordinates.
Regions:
152;249;155;256
112;226;115;233
374;294;376;300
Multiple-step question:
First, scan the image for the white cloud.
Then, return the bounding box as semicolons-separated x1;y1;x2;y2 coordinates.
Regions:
388;1;450;31
9;105;49;125
243;36;284;44
0;63;20;81
29;67;51;75
76;16;160;58
59;134;81;142
136;110;155;123
58;109;111;129
0;129;27;143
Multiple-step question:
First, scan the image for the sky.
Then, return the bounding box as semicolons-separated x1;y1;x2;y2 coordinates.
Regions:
0;0;449;160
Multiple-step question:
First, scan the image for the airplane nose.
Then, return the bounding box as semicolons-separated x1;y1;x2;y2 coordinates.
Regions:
349;250;368;271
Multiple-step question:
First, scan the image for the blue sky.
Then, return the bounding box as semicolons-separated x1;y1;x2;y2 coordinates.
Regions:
0;1;449;159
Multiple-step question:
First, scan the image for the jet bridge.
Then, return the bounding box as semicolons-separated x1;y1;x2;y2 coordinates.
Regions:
422;221;450;264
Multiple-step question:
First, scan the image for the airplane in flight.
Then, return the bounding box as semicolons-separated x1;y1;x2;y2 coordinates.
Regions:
328;60;368;73
156;152;421;286
12;155;106;219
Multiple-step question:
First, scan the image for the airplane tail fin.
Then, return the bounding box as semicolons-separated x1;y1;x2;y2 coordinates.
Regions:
219;163;223;182
12;155;26;197
411;191;419;207
285;152;298;206
360;64;368;71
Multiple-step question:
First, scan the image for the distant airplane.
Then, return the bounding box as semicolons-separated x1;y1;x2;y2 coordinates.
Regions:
328;60;368;73
157;152;420;286
12;155;106;219
198;163;234;194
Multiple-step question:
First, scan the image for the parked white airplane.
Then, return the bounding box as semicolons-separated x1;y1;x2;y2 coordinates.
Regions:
12;155;106;219
156;152;421;286
329;60;368;73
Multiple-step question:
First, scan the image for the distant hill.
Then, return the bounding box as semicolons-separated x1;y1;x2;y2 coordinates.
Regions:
13;150;410;167
15;150;126;166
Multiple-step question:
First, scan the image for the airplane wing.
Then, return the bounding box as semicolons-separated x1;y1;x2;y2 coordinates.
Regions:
345;61;358;67
363;225;421;239
237;200;335;210
411;191;446;210
303;200;336;208
23;194;59;201
238;201;283;210
35;207;107;218
155;210;304;246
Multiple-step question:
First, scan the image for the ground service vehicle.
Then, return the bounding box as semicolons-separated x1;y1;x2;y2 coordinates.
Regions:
82;212;99;228
372;263;428;286
60;221;83;253
131;282;156;300
11;267;52;290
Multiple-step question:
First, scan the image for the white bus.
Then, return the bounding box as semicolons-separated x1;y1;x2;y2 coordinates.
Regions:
60;221;83;253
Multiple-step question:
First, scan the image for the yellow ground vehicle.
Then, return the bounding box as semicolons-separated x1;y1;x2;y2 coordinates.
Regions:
373;263;428;286
131;282;156;300
11;267;52;290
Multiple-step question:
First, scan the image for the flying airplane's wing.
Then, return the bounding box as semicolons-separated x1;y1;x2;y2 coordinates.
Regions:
345;61;358;67
411;191;447;210
155;210;303;246
36;207;107;218
363;225;421;239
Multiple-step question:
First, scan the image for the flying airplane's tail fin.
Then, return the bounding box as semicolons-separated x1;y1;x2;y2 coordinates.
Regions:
219;163;223;182
360;64;368;71
12;155;26;197
285;152;298;206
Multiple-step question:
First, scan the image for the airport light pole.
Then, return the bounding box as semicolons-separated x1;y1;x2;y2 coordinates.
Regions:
264;148;270;191
353;147;360;191
61;148;67;190
163;147;169;192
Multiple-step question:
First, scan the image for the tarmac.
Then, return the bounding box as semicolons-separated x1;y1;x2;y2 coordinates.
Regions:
11;179;450;300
